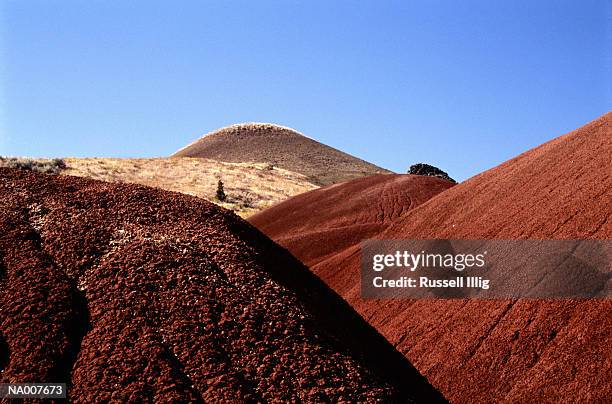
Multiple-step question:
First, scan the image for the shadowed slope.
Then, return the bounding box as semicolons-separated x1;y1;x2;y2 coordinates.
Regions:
260;112;612;402
250;174;454;267
0;168;444;403
173;123;391;185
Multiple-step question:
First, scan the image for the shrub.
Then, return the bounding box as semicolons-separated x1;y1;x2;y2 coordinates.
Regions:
238;191;255;209
408;163;456;183
0;157;67;174
216;180;226;201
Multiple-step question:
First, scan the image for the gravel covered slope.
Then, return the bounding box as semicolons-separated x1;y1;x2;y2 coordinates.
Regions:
0;168;444;403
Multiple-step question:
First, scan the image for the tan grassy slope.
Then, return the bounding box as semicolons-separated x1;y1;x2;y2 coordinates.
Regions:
173;123;392;185
62;157;317;217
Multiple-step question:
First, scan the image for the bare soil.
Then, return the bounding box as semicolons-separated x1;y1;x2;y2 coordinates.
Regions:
250;174;454;267
250;112;612;403
0;168;445;402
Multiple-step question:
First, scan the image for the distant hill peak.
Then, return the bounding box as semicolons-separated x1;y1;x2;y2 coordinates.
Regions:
173;123;392;185
208;122;308;135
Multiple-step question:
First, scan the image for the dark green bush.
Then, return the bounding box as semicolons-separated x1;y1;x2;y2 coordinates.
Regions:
216;179;226;201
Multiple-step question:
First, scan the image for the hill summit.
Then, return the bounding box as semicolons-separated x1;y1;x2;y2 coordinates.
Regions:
172;123;391;185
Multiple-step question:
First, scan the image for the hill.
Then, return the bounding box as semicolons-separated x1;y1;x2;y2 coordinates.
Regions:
249;174;455;267
61;157;318;217
0;168;445;402
172;123;392;185
251;112;612;402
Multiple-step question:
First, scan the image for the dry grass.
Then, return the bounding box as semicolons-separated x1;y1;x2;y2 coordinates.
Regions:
62;157;318;217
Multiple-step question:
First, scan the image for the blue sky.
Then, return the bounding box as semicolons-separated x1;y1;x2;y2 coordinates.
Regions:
1;0;609;181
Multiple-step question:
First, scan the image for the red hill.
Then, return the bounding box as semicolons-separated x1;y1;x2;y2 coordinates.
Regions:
254;112;612;402
0;168;444;402
249;174;455;267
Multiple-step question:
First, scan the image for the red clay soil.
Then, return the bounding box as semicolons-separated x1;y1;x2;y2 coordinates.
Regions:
0;169;445;402
255;112;612;403
249;174;455;267
172;123;391;185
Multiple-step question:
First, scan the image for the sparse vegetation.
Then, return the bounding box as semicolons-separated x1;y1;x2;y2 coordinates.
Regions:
235;191;254;209
0;157;67;174
216;180;226;201
61;157;318;217
1;156;317;216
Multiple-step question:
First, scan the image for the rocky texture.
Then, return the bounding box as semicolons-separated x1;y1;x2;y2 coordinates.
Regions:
408;163;455;183
253;112;612;402
250;174;454;267
0;168;445;403
172;123;391;186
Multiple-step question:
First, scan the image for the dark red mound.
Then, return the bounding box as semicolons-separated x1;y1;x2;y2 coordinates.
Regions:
0;169;445;402
258;112;612;402
250;174;454;267
172;123;391;185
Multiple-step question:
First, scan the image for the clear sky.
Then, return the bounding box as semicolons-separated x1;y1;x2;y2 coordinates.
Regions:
1;0;609;181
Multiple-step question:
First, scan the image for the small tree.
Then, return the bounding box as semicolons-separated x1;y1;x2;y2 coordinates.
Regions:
216;180;226;201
